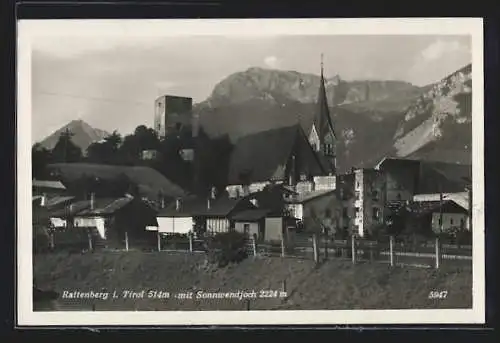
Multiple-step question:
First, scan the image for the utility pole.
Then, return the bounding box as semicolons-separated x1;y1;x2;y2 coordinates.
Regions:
439;183;443;234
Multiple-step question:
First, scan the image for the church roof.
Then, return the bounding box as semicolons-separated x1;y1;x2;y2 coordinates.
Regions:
226;124;328;185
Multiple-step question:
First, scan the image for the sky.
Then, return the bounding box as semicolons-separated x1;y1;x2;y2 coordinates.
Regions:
31;34;471;143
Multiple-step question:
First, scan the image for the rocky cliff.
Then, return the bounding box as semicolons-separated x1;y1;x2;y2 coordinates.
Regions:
392;64;472;164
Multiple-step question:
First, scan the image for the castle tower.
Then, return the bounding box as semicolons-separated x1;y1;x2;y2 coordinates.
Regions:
154;95;193;139
308;54;337;174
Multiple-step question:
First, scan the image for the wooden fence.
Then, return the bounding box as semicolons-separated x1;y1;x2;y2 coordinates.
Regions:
36;227;472;269
248;233;472;269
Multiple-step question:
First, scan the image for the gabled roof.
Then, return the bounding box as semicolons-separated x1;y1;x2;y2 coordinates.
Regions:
406;200;468;215
32;179;66;190
157;195;252;218
413;192;469;211
375;157;471;193
227;124;327;185
49;197;134;218
232;209;272;221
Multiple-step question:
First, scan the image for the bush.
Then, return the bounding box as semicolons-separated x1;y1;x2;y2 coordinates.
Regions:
204;231;248;268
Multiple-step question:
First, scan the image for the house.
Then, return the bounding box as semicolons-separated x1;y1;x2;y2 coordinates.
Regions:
406;199;470;234
285;189;338;236
49;193;157;248
413;192;470;229
154;194;255;235
375;157;472;201
352;168;386;237
336;173;356;235
232;209;271;240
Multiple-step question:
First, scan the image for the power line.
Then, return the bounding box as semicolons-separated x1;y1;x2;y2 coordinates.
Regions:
33;90;151;106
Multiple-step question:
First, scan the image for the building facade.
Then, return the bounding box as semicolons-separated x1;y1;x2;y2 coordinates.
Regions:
154;95;193;139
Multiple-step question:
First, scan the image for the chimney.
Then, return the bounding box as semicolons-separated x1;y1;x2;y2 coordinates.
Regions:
210;186;217;200
40;193;47;207
176;198;181;211
207;198;211;210
90;192;95;210
161;197;165;209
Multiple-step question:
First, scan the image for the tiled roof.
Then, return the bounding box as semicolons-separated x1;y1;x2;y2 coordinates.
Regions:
32;179;66;190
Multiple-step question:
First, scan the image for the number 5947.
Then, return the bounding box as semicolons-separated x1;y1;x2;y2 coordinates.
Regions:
428;290;448;299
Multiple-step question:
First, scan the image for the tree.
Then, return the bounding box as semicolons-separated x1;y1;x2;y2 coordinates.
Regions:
32;143;52;179
51;129;82;163
86;130;122;163
118;126;160;165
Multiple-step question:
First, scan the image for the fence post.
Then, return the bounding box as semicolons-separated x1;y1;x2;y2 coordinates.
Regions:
435;236;441;269
252;234;257;257
87;230;93;252
125;231;129;251
312;234;318;263
189;232;193;252
389;236;395;267
49;231;55;250
369;242;374;262
157;231;161;252
351;235;356;265
281;234;285;258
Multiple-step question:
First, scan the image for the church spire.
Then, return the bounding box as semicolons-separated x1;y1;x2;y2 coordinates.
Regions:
309;53;337;174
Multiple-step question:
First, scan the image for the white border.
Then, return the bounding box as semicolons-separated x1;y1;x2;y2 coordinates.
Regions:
17;18;485;326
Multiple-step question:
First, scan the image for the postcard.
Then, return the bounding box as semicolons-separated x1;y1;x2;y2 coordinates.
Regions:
17;18;485;326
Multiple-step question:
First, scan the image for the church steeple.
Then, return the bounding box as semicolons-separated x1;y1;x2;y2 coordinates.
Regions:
309;54;337;174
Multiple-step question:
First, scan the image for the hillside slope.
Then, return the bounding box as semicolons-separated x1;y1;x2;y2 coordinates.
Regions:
34;252;472;311
37;119;110;152
392;64;472;163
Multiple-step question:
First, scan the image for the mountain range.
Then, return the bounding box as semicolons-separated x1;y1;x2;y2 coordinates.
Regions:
36;64;472;173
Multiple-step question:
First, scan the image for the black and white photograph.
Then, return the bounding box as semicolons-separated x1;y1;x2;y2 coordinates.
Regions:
17;18;485;326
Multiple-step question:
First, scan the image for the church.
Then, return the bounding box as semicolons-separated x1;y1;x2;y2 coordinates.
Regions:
225;55;338;198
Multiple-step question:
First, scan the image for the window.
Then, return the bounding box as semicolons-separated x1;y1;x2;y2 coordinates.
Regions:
438;218;442;226
396;193;402;201
323;144;334;156
243;224;250;235
450;218;454;225
372;190;379;200
356;181;360;189
355;191;360;200
372;207;380;220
